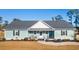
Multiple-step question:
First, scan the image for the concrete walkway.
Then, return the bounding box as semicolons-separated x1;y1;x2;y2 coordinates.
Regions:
38;41;79;46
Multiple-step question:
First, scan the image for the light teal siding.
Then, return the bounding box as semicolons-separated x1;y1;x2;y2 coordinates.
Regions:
5;29;75;40
54;30;74;40
5;30;28;40
5;30;14;40
67;30;74;40
54;30;61;40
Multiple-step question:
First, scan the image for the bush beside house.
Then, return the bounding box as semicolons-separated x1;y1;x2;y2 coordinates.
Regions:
0;30;4;40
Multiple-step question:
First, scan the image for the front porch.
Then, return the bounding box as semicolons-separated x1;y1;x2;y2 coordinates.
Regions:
28;30;54;41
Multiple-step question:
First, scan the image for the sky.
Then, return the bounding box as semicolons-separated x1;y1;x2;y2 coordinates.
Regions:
0;9;70;23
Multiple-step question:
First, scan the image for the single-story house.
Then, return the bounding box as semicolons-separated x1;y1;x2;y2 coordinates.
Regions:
4;19;75;41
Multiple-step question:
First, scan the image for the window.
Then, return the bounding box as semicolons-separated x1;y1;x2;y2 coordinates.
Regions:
16;30;20;36
40;32;42;35
42;31;45;33
46;31;48;34
37;31;39;33
34;31;36;34
13;30;15;36
61;30;67;35
13;30;20;36
29;31;33;33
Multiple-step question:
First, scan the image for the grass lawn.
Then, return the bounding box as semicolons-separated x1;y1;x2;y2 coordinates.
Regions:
0;41;79;50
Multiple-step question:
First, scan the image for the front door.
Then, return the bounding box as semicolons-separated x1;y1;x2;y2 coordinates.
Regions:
49;31;54;38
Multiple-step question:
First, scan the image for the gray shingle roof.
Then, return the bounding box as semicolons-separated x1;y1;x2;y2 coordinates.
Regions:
6;20;37;30
45;20;74;28
6;20;74;30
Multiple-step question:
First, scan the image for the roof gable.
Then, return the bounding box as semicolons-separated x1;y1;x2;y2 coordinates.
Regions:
30;21;51;28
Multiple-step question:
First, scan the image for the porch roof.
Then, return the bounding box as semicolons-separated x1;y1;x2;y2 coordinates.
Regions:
28;28;54;31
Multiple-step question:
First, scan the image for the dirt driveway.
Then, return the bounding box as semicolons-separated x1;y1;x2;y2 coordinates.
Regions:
0;41;79;50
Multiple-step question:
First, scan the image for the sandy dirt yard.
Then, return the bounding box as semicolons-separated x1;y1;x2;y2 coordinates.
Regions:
0;41;79;50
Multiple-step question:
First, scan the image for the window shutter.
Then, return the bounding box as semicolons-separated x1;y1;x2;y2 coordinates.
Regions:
66;30;67;36
13;30;15;36
18;30;20;36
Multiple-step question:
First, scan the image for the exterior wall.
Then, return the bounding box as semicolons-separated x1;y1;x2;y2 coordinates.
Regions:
5;30;28;40
54;30;75;40
67;30;75;40
5;29;75;40
5;30;49;40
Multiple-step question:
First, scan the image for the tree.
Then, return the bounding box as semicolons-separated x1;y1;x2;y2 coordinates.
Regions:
55;15;63;20
67;9;79;27
13;18;20;21
3;20;8;28
4;20;8;26
0;17;3;30
0;17;9;30
0;17;2;24
52;17;54;21
67;10;74;24
74;14;79;27
73;10;79;28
